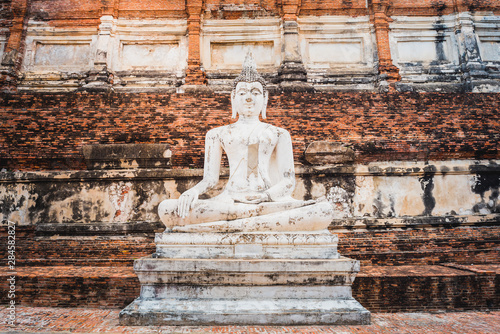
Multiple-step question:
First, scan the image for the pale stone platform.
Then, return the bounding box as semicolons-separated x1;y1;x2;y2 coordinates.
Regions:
154;231;339;259
119;231;370;326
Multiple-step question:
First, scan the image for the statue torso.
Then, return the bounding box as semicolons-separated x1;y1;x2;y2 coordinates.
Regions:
212;121;285;196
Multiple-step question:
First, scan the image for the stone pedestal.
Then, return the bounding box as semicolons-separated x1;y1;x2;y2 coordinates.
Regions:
119;231;370;325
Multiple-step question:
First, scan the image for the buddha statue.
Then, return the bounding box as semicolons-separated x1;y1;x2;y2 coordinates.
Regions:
158;54;335;233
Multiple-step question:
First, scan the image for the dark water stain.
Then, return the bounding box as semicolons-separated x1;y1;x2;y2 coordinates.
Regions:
302;177;313;201
440;165;450;177
433;22;447;63
373;191;385;218
388;194;395;217
174;178;203;198
419;165;436;216
431;1;447;65
470;163;500;213
1;194;18;218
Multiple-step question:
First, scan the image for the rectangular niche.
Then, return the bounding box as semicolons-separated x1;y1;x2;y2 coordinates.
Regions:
307;40;363;64
33;42;91;67
396;39;451;63
201;19;282;73
113;19;188;74
210;42;274;70
389;15;460;67
21;23;97;73
120;42;181;71
298;16;376;71
478;37;500;62
474;14;500;64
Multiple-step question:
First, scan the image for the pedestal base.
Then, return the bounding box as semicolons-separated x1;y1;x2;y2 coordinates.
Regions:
154;231;339;259
120;296;370;325
119;232;370;325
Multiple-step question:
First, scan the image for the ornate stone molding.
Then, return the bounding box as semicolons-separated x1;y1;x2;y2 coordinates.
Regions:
155;231;339;259
389;12;500;92
19;21;97;92
298;15;378;91
155;231;337;245
110;18;187;91
201;18;281;90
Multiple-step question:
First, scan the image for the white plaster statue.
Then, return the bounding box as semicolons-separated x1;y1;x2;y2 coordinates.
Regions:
158;54;334;232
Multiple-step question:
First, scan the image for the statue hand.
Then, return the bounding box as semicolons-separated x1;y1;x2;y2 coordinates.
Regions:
177;188;199;218
234;191;271;204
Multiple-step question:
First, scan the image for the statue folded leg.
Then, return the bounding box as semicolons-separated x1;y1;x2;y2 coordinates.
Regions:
159;199;334;232
158;197;316;227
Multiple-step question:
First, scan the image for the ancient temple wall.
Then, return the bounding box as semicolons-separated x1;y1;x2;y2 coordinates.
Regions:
1;0;500;92
0;1;499;260
389;13;500;92
19;22;98;91
110;18;188;90
1;91;498;231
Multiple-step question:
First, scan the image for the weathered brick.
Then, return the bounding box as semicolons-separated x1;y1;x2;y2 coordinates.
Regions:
1;92;498;171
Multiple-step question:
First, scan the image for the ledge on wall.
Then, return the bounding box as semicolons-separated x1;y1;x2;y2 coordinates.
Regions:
34;221;164;237
82;144;172;170
330;214;500;232
304;141;355;165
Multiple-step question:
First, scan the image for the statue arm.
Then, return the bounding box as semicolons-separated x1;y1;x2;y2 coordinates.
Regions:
265;130;295;201
177;129;222;217
194;129;223;193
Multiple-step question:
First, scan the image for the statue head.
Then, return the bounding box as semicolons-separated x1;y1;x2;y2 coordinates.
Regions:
231;53;269;119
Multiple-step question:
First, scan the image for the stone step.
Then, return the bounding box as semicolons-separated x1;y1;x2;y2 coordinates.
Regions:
1;264;498;312
120;253;369;325
120;297;371;326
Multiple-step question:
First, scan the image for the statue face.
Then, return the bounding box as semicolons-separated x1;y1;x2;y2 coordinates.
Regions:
232;82;267;118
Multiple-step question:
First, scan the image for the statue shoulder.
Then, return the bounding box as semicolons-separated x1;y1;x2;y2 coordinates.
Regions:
205;125;229;139
266;124;291;139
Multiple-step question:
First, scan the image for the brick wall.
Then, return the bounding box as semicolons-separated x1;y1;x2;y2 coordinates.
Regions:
1;92;498;171
0;266;141;308
14;0;500;24
1;225;498;267
337;227;500;266
389;0;500;16
354;265;498;312
29;0;102;27
1;260;497;311
0;226;156;267
204;0;279;19
1;224;498;311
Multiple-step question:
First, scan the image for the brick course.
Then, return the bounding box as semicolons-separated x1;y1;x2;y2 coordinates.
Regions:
354;264;499;312
1;223;498;311
1;92;498;171
337;227;500;266
1;264;498;311
1;225;498;267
